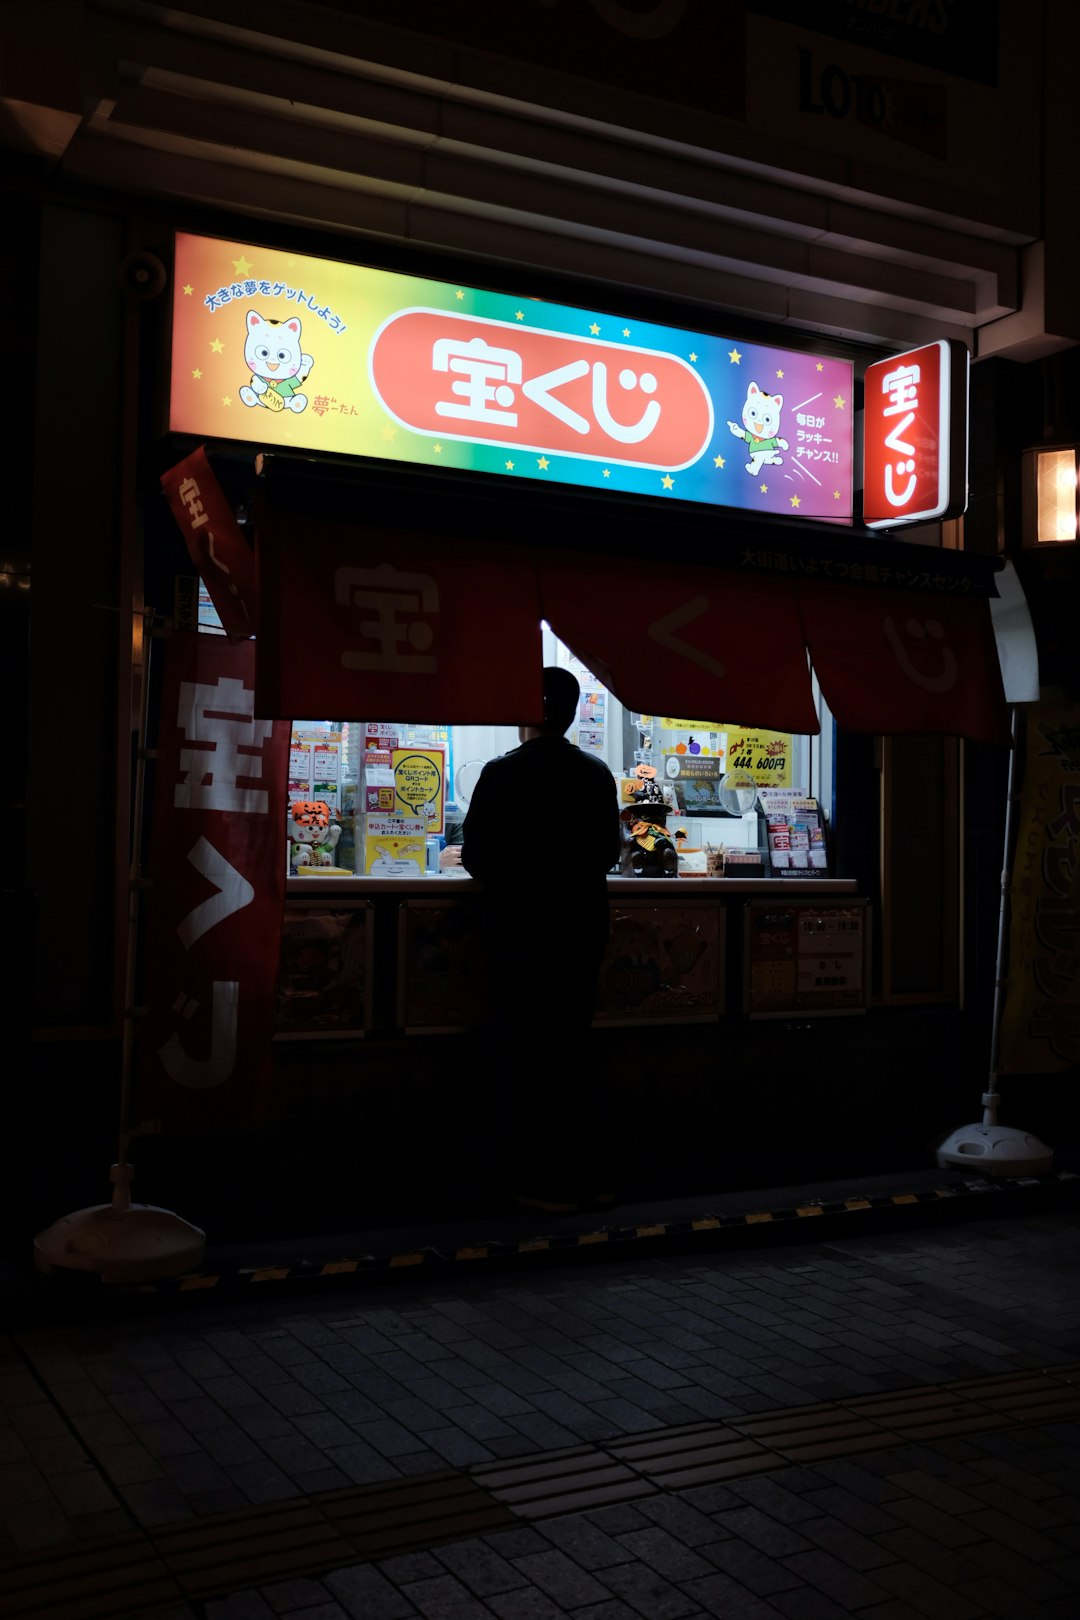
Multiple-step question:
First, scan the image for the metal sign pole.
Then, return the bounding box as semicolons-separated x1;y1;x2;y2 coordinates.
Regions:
33;611;207;1283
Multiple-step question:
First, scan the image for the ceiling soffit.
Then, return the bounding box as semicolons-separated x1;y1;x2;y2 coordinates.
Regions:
12;1;1038;352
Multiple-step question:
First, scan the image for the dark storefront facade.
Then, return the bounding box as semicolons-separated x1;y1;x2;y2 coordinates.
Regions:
6;1;1079;1240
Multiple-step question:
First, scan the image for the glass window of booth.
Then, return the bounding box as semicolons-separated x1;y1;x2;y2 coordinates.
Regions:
280;625;838;881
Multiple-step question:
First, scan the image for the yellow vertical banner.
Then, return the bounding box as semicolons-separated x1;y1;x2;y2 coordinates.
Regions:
999;704;1080;1073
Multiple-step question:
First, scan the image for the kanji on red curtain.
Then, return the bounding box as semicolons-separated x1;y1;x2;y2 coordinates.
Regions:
255;503;543;723
797;580;1010;746
538;554;821;735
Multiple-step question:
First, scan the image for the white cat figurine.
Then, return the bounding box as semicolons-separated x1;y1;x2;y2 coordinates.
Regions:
727;382;788;474
239;312;313;414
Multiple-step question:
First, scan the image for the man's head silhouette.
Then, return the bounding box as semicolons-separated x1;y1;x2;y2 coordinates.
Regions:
541;666;581;736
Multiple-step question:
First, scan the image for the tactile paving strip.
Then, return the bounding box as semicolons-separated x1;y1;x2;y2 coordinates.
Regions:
471;1359;1080;1511
0;1472;515;1619
3;1364;1080;1617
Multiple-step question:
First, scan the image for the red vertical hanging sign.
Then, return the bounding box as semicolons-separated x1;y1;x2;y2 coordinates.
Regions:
141;632;289;1129
862;339;969;529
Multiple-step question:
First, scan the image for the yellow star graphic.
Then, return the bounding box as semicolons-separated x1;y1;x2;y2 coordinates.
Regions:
210;338;224;354
602;469;611;479
760;483;768;494
515;310;525;321
834;489;841;500
689;352;698;363
713;453;726;469
589;322;601;336
433;443;442;453
817;362;824;372
221;395;231;407
834;394;846;410
455;290;465;300
380;425;398;441
231;255;253;277
729;348;742;364
505;459;515;471
182;283;193;296
776;368;784;380
623;327;631;337
192;368;202;380
790;494;801;509
537;457;549;470
661;475;674;490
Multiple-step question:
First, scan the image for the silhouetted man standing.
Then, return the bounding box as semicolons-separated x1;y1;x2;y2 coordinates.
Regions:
463;666;621;1212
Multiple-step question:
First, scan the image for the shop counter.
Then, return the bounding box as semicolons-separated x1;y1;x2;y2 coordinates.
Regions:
288;874;858;896
278;873;864;1037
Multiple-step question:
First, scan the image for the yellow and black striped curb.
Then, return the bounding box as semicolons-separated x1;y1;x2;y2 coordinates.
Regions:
4;1362;1080;1619
148;1168;1080;1297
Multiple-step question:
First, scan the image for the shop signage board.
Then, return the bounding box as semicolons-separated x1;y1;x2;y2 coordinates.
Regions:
743;899;870;1017
862;339;969;528
169;232;854;522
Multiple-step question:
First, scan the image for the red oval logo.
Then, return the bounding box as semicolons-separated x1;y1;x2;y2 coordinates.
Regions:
369;309;713;470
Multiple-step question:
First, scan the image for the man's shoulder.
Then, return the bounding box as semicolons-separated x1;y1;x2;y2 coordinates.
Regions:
563;742;617;780
478;744;523;777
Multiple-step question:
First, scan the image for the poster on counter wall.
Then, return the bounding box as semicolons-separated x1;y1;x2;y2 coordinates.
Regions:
364;817;426;876
391;747;445;834
999;705;1080;1073
170;232;854;520
275;905;371;1038
141;633;290;1128
595;904;722;1022
726;728;793;788
744;901;868;1017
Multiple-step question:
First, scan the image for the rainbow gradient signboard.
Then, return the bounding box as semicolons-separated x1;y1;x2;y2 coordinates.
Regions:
170;232;854;522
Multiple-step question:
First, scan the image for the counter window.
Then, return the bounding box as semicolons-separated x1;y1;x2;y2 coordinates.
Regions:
281;626;837;881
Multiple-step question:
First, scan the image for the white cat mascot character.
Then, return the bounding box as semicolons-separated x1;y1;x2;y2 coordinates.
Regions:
288;800;341;871
240;312;313;414
727;382;788;475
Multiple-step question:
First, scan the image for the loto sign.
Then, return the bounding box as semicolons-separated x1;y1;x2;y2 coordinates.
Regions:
862;339;969;529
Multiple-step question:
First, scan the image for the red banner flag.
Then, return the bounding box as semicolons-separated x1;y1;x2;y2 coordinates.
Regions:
141;633;290;1129
161;446;259;639
798;580;1010;745
254;504;544;723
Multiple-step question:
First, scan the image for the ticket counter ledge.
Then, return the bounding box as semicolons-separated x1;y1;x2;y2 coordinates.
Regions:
287;875;859;895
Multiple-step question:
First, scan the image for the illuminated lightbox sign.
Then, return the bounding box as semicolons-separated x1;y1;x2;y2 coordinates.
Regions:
169;233;854;522
862;339;969;529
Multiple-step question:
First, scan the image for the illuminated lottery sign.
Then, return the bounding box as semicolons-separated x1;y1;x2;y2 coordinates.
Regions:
169;232;854;522
862;339;969;529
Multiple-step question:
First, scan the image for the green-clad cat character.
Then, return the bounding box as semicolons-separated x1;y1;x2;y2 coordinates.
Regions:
240;311;313;414
727;381;788;475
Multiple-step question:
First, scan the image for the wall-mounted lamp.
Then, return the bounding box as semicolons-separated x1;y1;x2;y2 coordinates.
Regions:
1022;446;1079;545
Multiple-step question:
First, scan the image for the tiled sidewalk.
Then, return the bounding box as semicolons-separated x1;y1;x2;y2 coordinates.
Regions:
4;1212;1080;1617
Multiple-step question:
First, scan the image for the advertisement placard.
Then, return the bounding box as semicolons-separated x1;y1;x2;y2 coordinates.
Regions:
863;340;969;528
171;232;854;522
744;900;869;1017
